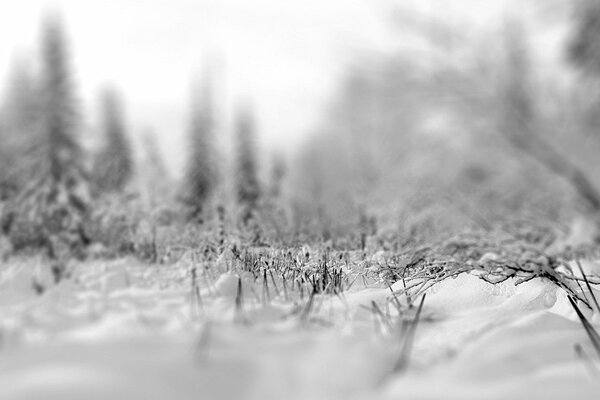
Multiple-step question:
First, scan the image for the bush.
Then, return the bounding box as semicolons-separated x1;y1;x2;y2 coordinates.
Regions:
84;193;147;258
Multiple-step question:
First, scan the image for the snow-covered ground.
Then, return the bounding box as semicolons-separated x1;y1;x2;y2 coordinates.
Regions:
1;256;599;399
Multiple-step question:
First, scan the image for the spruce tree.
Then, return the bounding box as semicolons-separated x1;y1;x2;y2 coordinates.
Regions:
92;88;133;193
140;128;172;206
234;105;260;225
182;80;216;222
40;13;90;258
0;59;42;200
41;15;84;183
501;20;534;139
4;13;90;260
269;153;285;199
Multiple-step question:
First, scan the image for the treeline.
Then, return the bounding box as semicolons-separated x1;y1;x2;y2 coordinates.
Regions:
287;0;600;245
5;3;600;265
0;13;287;268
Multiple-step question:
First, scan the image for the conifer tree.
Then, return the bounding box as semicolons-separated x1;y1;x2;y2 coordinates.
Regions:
3;13;90;261
92;88;133;193
0;58;42;200
39;13;90;257
182;79;216;222
140;128;171;206
501;20;534;139
269;153;285;199
41;14;84;184
234;105;260;225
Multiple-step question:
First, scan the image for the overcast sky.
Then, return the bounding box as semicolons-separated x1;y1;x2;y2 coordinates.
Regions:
0;1;398;170
0;0;531;173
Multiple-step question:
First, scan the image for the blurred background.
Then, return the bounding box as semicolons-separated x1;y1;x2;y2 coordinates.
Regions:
0;0;393;172
2;0;600;257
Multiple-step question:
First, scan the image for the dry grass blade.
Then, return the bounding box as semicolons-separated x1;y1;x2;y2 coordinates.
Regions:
190;267;203;317
194;321;212;362
262;269;271;303
371;300;392;333
388;283;403;313
234;277;246;324
269;269;281;297
393;293;427;373
403;277;412;308
301;285;317;321
568;295;600;358
576;259;600;314
281;273;289;301
575;343;600;378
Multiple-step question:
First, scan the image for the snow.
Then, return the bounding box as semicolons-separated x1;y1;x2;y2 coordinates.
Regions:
1;257;600;399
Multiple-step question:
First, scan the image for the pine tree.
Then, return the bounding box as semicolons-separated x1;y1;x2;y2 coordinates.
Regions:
234;105;260;225
182;79;216;222
140;128;172;206
41;14;84;183
3;13;90;261
269;153;285;199
0;58;43;200
501;20;535;139
92;88;133;193
39;13;90;258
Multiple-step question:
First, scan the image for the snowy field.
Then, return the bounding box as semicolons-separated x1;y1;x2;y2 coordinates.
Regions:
3;0;600;399
1;253;600;400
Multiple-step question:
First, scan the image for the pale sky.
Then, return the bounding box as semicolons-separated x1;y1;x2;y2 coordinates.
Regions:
0;0;541;174
0;0;397;172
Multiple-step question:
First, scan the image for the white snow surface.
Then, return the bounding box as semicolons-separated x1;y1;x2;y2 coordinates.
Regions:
1;257;600;399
